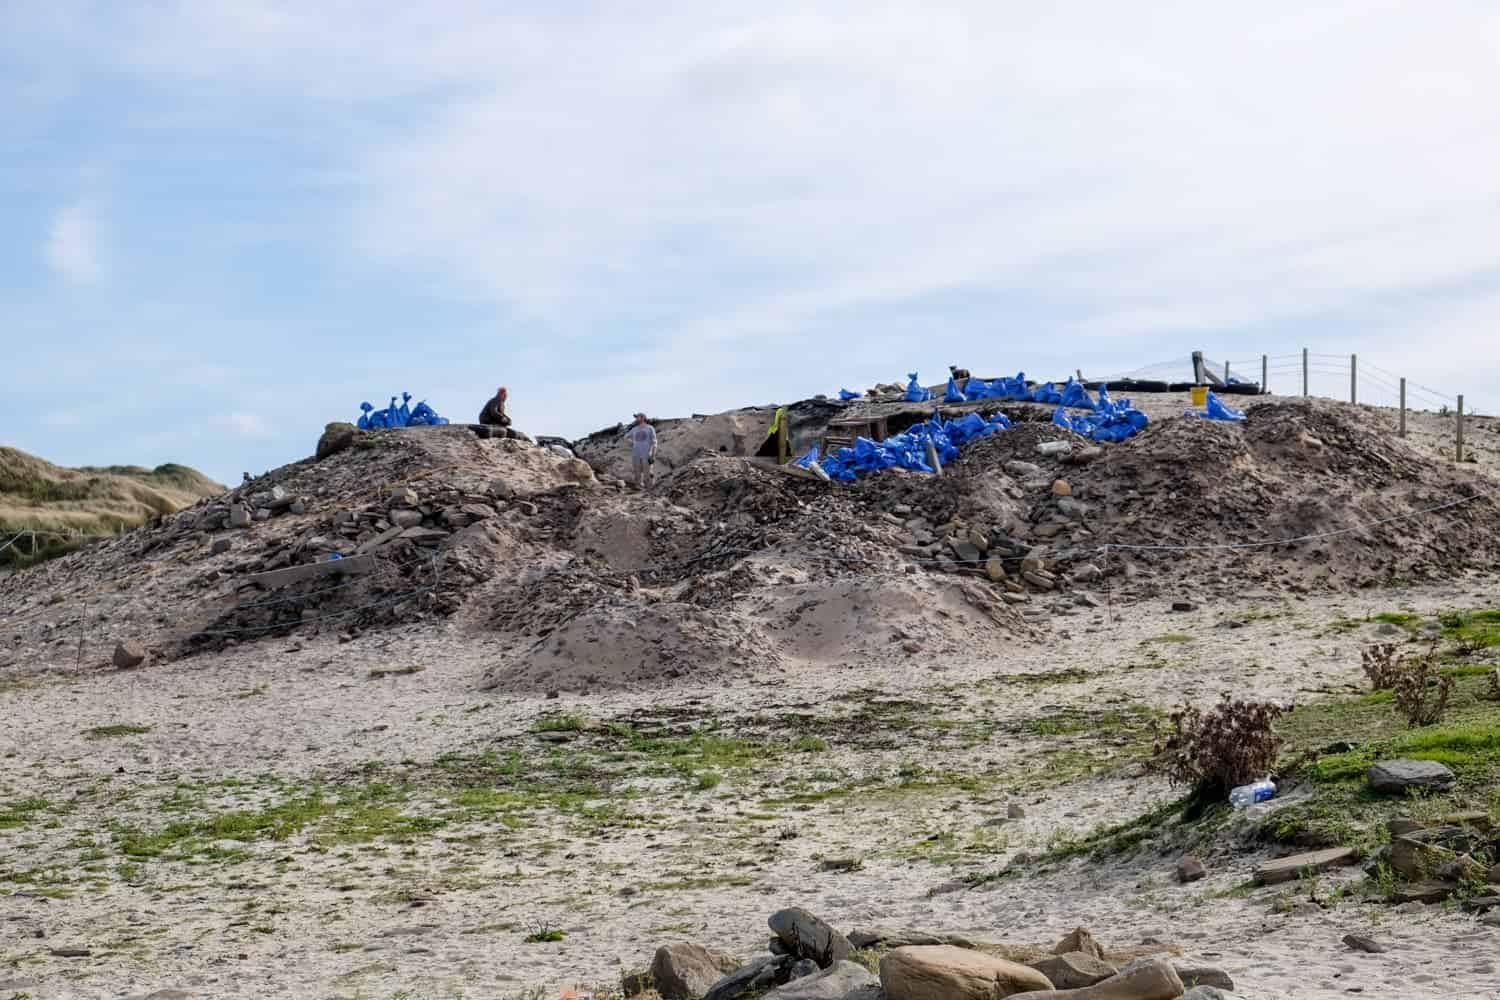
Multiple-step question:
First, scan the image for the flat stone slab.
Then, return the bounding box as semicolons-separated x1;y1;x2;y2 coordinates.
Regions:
239;554;374;592
1254;847;1361;885
1368;758;1455;795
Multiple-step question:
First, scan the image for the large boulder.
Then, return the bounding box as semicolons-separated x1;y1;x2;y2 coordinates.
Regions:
1007;958;1185;1000
769;908;852;968
1052;928;1106;961
651;943;741;1000
1368;759;1455;795
762;961;879;1000
880;945;1054;1000
113;641;147;670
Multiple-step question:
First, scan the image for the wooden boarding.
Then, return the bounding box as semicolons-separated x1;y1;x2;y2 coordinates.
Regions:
1254;847;1360;885
820;415;890;457
238;553;375;593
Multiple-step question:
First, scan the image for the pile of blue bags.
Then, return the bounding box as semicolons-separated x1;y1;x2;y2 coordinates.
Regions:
799;409;1013;482
1188;390;1246;422
1051;383;1150;442
801;369;1153;480
357;392;450;429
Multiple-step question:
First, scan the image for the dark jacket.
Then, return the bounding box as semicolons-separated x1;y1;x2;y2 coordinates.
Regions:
478;395;511;427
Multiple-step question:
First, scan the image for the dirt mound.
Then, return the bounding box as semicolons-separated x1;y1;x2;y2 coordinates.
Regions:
9;395;1491;694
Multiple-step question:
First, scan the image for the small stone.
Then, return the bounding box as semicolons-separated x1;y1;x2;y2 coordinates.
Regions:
1181;989;1231;1000
1029;952;1116;989
651;943;741;1000
211;538;233;555
1171;600;1195;612
1387;817;1423;837
390;509;423;529
1482;912;1500;928
769;908;851;968
1051;479;1071;497
622;970;654;996
49;947;91;958
1174;965;1234;991
228;504;251;528
1368;758;1456;795
1176;855;1207;884
1007;803;1026;820
984;557;1006;582
289;500;307;515
902;640;923;654
789;960;820;981
388;486;419;508
1051;927;1105;960
1342;934;1386;954
765;961;878;1000
252;508;272;522
1023;570;1056;590
113;642;146;670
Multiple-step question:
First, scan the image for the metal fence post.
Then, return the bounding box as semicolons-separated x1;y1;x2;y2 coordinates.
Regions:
1350;354;1357;404
1302;348;1309;396
1261;354;1268;394
1398;378;1407;438
1457;394;1465;462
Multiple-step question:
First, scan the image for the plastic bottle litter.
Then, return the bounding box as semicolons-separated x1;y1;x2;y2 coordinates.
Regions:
1228;778;1276;808
1037;440;1072;456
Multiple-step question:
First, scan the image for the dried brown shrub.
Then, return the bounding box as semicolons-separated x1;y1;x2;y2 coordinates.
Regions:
1390;643;1454;727
1150;696;1286;794
1361;643;1405;690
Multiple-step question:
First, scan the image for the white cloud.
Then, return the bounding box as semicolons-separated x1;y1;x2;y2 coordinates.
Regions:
45;201;102;284
215;412;272;438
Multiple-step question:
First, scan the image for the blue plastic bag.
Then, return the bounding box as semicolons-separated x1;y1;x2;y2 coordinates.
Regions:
1204;391;1246;422
945;376;966;402
1031;381;1064;404
1060;378;1095;410
838;388;860;401
792;444;821;469
905;373;932;402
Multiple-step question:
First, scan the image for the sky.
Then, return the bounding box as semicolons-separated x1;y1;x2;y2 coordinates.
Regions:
4;2;1499;486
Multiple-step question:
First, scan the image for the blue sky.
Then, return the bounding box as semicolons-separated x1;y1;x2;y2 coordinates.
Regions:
4;2;1499;485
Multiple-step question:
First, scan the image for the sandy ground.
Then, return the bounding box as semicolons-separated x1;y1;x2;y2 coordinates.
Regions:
4;573;1499;999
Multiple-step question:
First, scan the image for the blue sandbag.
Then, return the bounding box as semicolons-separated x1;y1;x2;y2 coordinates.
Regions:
905;372;932;402
353;392;450;429
1205;391;1246;421
792;444;821;469
1060;378;1095;410
838;388;860;401
1032;381;1064;404
945;376;966;402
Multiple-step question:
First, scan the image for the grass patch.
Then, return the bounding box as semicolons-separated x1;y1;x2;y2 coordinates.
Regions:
368;665;424;679
524;926;565;943
0;798;51;830
1143;634;1195;644
533;713;586;733
85;724;152;739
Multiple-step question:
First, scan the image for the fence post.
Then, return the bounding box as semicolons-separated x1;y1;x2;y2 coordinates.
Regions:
1302;348;1309;396
1457;394;1465;462
1350;354;1357;404
1261;354;1268;394
1398;378;1407;437
1224;360;1230;383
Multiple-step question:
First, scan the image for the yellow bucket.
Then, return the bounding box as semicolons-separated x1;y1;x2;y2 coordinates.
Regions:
1190;385;1208;407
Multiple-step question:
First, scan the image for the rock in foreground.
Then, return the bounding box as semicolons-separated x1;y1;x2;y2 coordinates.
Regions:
880;945;1054;1000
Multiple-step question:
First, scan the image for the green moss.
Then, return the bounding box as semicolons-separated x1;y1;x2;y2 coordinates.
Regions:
85;724;152;739
0;798;50;830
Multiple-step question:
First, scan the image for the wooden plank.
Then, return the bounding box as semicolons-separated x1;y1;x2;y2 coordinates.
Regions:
239;553;375;592
1254;847;1360;885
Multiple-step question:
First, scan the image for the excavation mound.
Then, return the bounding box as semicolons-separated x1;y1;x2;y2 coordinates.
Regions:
3;397;1496;693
